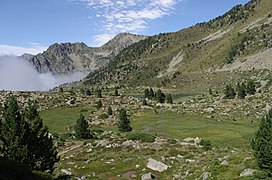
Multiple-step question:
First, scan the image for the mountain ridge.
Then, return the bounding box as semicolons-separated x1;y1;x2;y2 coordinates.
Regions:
28;33;147;75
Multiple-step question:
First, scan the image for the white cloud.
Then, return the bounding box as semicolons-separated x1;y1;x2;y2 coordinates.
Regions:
0;44;47;56
92;33;115;47
0;56;87;91
75;0;183;46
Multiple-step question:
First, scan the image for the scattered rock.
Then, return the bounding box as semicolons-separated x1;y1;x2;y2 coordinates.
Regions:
147;158;168;172
141;172;156;180
239;168;256;177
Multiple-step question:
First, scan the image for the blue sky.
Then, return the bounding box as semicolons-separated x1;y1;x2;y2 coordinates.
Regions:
0;0;249;55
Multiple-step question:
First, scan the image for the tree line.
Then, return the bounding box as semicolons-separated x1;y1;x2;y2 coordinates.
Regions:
224;80;256;99
144;88;173;104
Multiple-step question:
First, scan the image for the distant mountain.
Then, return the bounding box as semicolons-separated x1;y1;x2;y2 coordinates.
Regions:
83;0;272;91
28;33;147;75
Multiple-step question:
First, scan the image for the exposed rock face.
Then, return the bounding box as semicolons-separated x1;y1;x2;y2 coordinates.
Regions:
29;33;147;75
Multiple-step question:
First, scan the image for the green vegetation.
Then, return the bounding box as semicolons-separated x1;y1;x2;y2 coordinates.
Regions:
118;109;132;132
0;96;59;174
131;111;255;147
200;139;213;150
127;132;156;142
74;114;92;139
251;110;272;174
96;100;102;109
107;106;113;115
41;106;89;134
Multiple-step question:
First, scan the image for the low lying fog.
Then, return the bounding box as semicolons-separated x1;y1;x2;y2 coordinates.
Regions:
0;56;86;91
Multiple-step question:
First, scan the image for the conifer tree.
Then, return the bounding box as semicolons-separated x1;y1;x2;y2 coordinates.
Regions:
0;97;59;173
97;89;102;98
209;88;212;95
142;99;148;105
156;89;165;103
114;87;119;96
237;82;246;99
86;89;92;96
149;88;155;99
74;114;92;139
118;109;132;132
96;100;102;109
166;94;173;104
251;110;272;173
107;106;113;115
0;96;30;166
247;80;256;95
144;89;150;99
24;102;59;173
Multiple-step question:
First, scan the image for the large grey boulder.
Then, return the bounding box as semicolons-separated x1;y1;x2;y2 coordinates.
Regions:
147;158;168;172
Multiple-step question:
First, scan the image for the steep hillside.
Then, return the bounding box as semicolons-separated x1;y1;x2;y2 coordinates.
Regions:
29;33;147;75
84;0;272;91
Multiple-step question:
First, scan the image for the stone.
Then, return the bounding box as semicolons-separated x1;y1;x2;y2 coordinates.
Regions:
141;172;155;180
239;168;256;177
221;160;228;165
202;172;211;180
61;169;72;176
185;159;195;163
147;158;168;172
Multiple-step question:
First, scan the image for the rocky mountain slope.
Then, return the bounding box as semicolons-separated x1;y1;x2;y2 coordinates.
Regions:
28;33;147;75
83;0;272;91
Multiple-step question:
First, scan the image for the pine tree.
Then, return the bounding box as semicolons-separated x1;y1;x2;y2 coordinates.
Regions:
251;110;272;173
74;114;92;139
142;99;148;105
149;88;155;99
107;106;113;115
118;109;132;132
144;89;150;99
247;80;256;95
155;89;165;103
114;87;119;96
237;82;246;99
96;100;102;109
24;102;59;173
97;89;102;98
229;85;236;99
209;88;212;95
86;89;92;96
59;87;63;93
0;96;30;166
166;94;173;104
0;97;59;173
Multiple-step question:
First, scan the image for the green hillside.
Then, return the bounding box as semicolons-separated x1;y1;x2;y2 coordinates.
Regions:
83;0;272;92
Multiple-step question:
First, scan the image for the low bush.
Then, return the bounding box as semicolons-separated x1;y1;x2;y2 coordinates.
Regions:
127;132;156;142
200;139;213;150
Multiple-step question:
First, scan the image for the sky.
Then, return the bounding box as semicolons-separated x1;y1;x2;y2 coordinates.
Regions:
0;0;250;56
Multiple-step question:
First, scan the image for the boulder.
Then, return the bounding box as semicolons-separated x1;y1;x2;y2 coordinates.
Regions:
239;168;256;177
147;158;168;172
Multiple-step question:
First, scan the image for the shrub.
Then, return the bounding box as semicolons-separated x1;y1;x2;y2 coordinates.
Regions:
99;113;109;119
200;139;213;150
251;110;272;173
127;132;156;142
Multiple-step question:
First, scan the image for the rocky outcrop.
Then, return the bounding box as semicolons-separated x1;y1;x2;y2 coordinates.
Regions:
29;33;147;75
